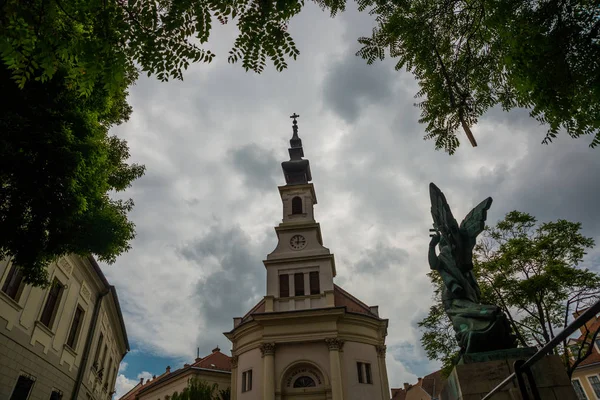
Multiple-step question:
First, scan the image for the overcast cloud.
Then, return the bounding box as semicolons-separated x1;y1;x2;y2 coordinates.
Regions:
102;2;600;393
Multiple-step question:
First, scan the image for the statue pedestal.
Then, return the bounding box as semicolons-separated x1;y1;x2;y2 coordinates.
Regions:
440;348;578;400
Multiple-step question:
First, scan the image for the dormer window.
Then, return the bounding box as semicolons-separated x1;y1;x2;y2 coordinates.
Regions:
292;196;303;214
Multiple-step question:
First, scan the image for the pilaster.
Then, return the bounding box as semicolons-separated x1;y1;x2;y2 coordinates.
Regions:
376;345;390;400
325;338;345;400
231;356;238;400
261;343;276;400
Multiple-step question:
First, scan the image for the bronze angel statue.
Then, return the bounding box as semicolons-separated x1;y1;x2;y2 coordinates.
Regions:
428;183;516;354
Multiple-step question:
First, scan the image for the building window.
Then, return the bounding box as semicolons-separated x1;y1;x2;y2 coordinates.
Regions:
588;375;600;398
294;273;305;296
49;389;63;400
40;278;64;329
356;362;372;384
242;369;253;392
309;271;319;295
293;376;316;388
106;357;113;387
99;344;108;378
572;379;588;400
66;306;84;349
93;333;104;369
291;196;303;214
10;373;35;400
2;264;24;302
279;274;289;298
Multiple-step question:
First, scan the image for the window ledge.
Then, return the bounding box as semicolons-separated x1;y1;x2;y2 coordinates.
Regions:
283;293;322;300
0;290;23;311
63;343;77;357
34;320;55;338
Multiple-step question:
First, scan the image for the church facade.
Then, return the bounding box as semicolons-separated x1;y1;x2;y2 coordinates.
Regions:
225;116;390;400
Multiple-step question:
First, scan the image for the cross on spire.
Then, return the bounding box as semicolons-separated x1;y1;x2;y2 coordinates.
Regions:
290;113;300;136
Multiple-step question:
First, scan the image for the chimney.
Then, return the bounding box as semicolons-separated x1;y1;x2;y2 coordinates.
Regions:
403;383;410;391
418;377;423;386
140;378;144;385
184;363;190;367
212;346;220;353
152;375;156;380
166;366;171;373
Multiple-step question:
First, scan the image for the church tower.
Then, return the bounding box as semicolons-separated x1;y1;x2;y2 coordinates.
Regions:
225;115;390;400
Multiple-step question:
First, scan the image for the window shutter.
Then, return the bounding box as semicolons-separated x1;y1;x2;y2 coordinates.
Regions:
40;279;63;328
309;272;320;294
356;362;364;383
279;274;289;298
67;307;84;348
294;273;305;296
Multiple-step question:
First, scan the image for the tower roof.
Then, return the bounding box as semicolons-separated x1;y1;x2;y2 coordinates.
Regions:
281;113;312;185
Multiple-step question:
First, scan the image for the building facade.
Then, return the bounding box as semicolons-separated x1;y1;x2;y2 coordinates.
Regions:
0;254;129;400
225;116;390;400
118;347;231;400
571;310;600;400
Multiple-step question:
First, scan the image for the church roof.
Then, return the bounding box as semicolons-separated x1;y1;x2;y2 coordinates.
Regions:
333;284;376;316
237;284;380;327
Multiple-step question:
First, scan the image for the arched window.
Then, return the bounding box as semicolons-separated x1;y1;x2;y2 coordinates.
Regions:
293;376;316;388
291;196;303;215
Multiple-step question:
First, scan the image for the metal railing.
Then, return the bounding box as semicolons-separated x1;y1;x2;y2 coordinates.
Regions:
481;299;600;400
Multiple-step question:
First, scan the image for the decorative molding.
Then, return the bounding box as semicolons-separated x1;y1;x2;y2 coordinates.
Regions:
325;338;345;351
376;345;387;357
80;281;92;304
231;356;239;368
57;257;74;276
260;342;276;357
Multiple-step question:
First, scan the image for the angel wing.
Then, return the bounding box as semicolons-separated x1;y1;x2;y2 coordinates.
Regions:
459;197;493;239
429;182;459;240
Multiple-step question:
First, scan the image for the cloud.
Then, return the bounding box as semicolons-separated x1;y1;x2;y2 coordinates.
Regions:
179;223;269;353
229;143;279;191
118;361;128;373
101;0;600;392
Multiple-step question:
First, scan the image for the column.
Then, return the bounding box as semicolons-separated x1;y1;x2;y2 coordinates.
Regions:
376;345;390;400
231;356;238;400
261;343;276;400
325;338;345;400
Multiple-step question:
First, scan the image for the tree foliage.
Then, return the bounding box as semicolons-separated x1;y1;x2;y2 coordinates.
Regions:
0;60;144;286
3;0;599;152
356;0;600;153
419;211;600;377
170;378;230;400
1;0;346;95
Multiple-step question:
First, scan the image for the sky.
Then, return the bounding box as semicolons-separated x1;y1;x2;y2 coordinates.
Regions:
103;2;600;398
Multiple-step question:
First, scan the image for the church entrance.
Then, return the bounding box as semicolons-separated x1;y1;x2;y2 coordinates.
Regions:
279;363;331;400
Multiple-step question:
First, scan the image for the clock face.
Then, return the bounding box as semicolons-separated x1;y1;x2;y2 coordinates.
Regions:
289;234;307;250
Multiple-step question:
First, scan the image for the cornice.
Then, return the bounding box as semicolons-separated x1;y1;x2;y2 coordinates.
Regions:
225;306;389;354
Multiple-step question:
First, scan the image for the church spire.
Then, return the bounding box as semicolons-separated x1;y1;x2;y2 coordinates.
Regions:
281;113;312;185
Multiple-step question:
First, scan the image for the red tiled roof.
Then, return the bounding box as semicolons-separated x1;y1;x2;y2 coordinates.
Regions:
420;370;445;397
390;387;407;400
333;284;377;316
123;349;232;399
241;298;266;323
192;347;232;371
574;311;600;368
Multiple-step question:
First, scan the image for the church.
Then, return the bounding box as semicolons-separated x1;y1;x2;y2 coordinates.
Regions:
224;115;390;400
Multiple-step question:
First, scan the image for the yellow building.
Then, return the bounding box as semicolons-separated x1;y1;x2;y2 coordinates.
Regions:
118;347;232;400
571;311;600;400
0;255;128;400
225;116;390;400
